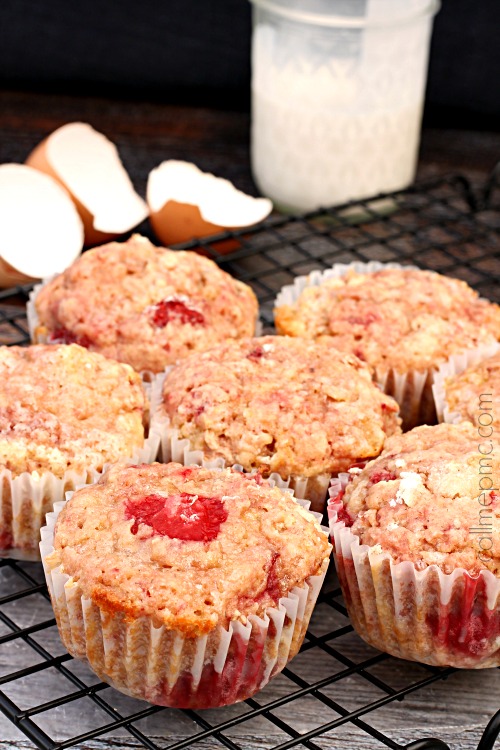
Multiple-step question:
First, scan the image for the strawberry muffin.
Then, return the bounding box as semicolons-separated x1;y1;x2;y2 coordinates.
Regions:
0;344;156;559
153;336;401;511
30;234;259;372
328;422;500;668
41;462;331;708
275;263;500;429
433;344;500;425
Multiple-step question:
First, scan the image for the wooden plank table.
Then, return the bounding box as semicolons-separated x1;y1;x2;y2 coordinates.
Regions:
0;89;499;750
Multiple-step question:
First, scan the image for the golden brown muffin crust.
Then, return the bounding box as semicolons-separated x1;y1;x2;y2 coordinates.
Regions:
339;423;500;576
48;462;331;636
160;336;401;478
0;344;146;476
34;234;259;373
444;351;500;425
275;268;500;374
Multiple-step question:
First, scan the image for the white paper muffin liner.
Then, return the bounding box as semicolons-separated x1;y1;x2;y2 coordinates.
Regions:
40;491;329;708
27;278;50;342
27;278;262;344
0;377;163;561
274;260;471;430
327;474;500;669
432;341;500;424
150;371;332;513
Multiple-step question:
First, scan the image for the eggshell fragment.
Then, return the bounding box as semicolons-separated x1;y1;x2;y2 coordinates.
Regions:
147;161;272;248
26;122;148;246
0;164;84;287
0;257;36;288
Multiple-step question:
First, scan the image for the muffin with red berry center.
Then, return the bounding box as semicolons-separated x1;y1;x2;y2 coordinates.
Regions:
41;462;331;708
31;234;258;372
328;422;500;668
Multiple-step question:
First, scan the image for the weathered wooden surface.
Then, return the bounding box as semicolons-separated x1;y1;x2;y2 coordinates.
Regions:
0;90;499;750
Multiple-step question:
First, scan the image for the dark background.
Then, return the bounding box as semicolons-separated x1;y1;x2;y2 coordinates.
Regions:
0;0;499;129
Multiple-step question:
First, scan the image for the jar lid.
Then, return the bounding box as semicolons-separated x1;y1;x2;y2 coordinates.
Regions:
249;0;440;28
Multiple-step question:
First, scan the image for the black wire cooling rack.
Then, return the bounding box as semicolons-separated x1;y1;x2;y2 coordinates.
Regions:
0;173;500;750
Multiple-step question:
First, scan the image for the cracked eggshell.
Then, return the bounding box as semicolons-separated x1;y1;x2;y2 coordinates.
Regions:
26;122;149;246
0;164;84;287
147;161;272;251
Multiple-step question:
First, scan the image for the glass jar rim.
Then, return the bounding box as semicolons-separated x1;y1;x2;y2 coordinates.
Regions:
249;0;440;29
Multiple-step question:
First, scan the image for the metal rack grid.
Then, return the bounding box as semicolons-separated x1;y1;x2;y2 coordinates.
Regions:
0;174;499;750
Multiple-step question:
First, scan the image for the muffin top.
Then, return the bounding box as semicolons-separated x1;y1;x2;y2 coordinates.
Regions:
47;462;331;636
443;350;500;424
275;267;500;374
335;423;500;576
0;344;146;477
159;336;401;478
34;234;259;373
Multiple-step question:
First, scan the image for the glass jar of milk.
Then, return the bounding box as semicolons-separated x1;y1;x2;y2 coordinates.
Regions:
250;0;440;212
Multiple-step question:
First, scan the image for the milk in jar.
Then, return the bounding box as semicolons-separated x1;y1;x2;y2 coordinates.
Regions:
250;1;440;212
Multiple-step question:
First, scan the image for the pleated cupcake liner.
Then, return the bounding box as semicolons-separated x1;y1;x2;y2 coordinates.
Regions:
432;341;500;424
273;260;472;430
0;377;163;561
327;474;500;668
40;495;329;709
150;370;332;513
27;277;50;342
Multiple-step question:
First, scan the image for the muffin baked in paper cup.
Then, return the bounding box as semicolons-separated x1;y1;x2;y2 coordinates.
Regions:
27;279;263;345
274;261;445;430
432;341;500;424
40;495;329;708
150;371;331;513
327;474;500;669
0;379;162;562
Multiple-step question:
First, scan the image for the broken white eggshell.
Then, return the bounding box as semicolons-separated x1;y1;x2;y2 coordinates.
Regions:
26;122;149;246
147;160;273;247
0;164;84;287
